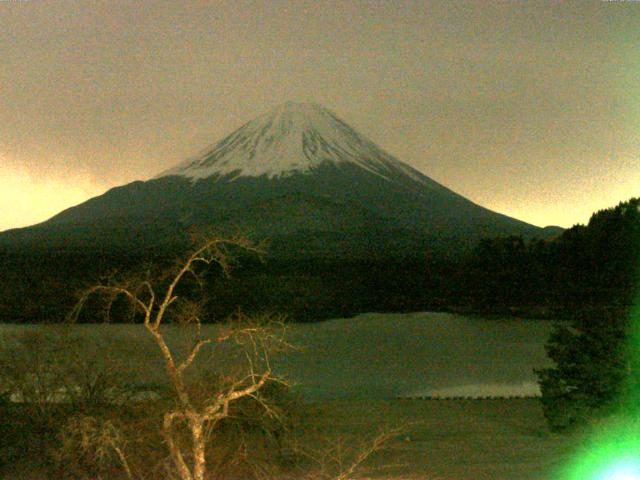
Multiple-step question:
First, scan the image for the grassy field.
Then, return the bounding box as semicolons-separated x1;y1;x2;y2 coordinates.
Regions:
304;398;579;480
1;397;580;480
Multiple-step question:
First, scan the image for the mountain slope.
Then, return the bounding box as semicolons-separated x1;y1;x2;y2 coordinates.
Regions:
0;102;547;258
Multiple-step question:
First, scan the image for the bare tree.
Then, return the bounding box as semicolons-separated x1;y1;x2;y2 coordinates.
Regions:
70;235;290;480
290;423;411;480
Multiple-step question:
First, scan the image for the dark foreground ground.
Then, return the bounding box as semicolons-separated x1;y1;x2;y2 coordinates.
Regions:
303;398;577;480
3;398;576;480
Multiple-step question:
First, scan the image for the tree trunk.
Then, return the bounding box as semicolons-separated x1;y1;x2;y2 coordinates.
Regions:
164;413;193;480
191;417;207;480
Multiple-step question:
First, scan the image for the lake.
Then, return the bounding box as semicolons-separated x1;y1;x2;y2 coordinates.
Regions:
0;311;555;400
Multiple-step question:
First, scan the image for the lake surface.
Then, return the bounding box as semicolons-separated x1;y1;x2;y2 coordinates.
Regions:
0;312;555;400
275;311;554;399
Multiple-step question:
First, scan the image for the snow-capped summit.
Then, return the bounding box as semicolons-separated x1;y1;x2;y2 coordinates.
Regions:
156;101;430;186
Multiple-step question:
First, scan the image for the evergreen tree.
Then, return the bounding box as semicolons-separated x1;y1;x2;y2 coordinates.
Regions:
536;198;640;430
536;312;628;430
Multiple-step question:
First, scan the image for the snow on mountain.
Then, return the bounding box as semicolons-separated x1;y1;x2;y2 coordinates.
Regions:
155;101;434;187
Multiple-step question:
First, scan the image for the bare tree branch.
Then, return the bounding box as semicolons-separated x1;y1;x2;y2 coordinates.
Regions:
177;339;212;374
70;233;286;480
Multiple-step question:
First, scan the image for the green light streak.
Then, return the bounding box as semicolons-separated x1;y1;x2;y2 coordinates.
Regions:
623;295;640;412
558;417;640;480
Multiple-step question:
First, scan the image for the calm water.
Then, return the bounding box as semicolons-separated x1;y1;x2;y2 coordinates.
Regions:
1;312;555;400
275;311;554;399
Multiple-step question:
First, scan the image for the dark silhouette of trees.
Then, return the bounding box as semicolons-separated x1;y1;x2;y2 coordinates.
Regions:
454;197;639;317
535;198;640;430
459;235;533;308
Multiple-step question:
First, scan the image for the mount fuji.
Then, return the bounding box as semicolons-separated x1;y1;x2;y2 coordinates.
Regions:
0;102;549;258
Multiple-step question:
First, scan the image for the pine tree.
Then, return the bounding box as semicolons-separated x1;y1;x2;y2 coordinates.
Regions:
535;198;640;430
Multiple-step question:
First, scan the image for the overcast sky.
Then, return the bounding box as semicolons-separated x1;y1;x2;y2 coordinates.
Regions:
1;0;638;231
